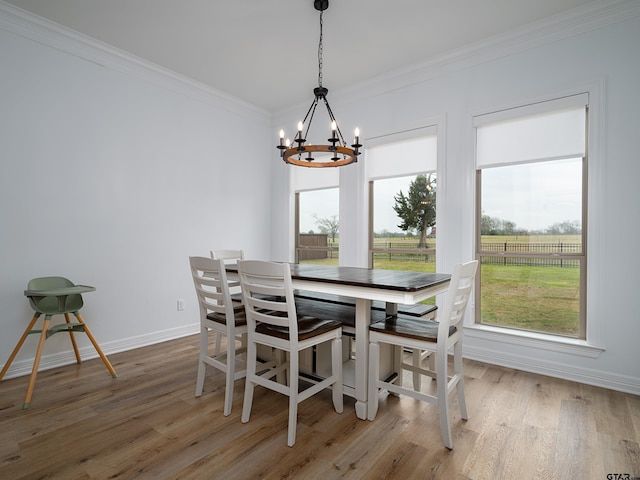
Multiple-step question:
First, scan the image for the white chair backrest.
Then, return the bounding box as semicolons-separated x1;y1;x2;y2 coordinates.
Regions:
189;256;235;321
237;260;299;339
211;250;244;263
437;260;478;339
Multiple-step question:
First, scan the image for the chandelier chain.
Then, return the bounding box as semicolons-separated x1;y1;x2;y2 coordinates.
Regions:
318;10;323;87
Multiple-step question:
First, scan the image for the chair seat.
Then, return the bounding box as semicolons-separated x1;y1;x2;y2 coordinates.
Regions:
256;315;342;341
369;315;456;341
206;310;247;327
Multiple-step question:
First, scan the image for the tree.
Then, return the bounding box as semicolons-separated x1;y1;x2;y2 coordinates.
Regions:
547;220;581;235
481;214;499;235
393;174;436;248
481;213;521;235
313;214;339;242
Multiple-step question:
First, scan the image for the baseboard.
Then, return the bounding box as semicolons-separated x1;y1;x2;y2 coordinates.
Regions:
463;344;640;396
1;323;200;380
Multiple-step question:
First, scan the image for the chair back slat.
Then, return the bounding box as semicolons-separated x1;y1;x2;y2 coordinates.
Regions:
189;256;235;319
238;261;298;333
437;260;478;339
211;249;244;263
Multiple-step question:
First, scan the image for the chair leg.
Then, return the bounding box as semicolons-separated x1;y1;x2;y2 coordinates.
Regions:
388;344;402;396
437;353;453;450
0;315;40;382
412;349;422;391
223;333;236;416
454;343;468;420
23;317;51;409
367;341;380;421
331;336;343;414
214;332;222;356
241;341;257;424
287;349;300;447
195;325;208;397
64;313;82;364
73;313;117;378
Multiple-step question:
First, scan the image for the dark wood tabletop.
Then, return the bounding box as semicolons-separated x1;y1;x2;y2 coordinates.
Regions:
288;264;451;292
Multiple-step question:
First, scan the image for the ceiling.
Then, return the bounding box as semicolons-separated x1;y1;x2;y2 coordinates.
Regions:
4;0;610;112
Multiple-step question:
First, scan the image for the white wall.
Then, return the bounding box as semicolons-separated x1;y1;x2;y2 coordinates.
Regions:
272;2;640;393
0;9;273;377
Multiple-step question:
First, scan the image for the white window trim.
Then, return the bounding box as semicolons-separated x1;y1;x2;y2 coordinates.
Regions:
470;79;605;351
464;323;604;359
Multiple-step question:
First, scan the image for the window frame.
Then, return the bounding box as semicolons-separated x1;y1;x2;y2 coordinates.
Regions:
473;94;589;339
294;188;340;264
365;127;439;270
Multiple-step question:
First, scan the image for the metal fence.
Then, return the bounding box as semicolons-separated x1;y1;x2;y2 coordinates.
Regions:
370;241;582;267
480;242;582;267
481;242;582;254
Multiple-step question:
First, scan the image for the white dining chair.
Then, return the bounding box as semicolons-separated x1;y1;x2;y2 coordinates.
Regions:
189;256;249;416
367;260;478;449
210;250;244;354
237;260;343;447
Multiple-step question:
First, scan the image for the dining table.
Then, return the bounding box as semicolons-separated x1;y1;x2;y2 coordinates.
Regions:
228;263;451;420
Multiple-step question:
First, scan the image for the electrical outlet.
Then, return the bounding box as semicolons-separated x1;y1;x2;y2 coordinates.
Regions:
177;299;184;311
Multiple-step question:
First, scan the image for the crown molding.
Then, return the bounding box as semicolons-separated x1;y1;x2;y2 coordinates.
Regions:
280;0;640;116
0;1;271;124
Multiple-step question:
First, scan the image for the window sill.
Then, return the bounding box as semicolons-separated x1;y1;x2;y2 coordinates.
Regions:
463;324;605;359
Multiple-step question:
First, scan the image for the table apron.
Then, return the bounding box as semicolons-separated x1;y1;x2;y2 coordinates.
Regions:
291;279;449;305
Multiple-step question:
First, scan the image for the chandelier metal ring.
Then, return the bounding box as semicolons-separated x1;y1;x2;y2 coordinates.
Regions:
282;145;358;168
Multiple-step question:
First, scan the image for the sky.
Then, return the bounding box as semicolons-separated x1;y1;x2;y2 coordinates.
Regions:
298;176;424;234
299;157;582;234
481;158;582;231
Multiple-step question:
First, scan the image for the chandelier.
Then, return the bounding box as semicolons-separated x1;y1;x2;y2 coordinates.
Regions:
277;0;361;168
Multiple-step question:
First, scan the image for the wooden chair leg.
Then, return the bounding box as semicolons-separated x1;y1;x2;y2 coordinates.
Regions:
0;315;40;382
23;317;51;409
73;313;117;378
64;313;82;364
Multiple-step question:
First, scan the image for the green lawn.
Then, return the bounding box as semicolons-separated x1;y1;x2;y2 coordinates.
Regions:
301;247;581;337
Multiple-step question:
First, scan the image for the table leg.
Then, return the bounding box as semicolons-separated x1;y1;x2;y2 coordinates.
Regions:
385;301;398;316
354;297;371;420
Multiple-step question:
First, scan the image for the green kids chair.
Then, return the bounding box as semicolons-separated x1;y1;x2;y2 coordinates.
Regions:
0;277;117;408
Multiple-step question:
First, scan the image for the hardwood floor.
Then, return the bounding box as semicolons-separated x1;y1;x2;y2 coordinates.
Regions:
1;335;638;479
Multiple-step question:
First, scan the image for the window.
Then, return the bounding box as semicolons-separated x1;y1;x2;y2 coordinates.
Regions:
367;130;437;273
474;94;588;338
293;163;339;264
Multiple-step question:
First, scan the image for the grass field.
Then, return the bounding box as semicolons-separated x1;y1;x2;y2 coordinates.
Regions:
301;234;581;337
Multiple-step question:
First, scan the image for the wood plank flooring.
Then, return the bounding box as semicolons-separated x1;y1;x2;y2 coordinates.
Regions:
1;335;638;479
